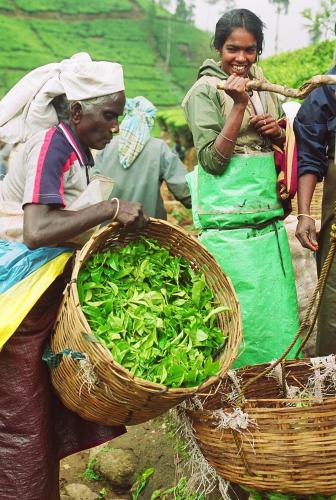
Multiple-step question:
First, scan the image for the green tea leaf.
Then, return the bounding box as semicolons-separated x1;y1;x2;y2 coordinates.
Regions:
78;237;229;388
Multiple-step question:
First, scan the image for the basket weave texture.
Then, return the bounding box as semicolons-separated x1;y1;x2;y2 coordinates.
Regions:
187;358;336;495
51;219;242;426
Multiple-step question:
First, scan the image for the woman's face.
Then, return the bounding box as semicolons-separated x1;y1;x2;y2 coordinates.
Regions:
218;27;257;78
72;91;126;150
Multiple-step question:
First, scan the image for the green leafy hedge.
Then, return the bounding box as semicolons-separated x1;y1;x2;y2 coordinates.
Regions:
152;19;214;92
0;14;186;106
260;40;335;88
0;0;14;11
14;0;133;14
0;2;332;114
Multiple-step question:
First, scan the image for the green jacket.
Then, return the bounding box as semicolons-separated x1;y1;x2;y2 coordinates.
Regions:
182;59;282;175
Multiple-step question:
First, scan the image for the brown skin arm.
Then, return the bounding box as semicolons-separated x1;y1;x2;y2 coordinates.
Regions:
214;75;249;158
214;76;285;158
295;173;318;251
23;199;146;249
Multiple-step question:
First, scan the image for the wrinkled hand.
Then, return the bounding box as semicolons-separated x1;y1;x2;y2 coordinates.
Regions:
224;74;249;106
295;216;318;251
113;200;148;229
250;113;282;139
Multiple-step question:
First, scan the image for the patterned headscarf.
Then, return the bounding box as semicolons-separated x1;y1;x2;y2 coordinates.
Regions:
118;96;157;169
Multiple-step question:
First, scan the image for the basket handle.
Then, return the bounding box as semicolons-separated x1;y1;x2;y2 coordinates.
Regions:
236;211;336;403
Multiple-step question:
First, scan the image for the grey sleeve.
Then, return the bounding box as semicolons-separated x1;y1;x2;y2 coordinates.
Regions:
91;147;112;178
90;150;104;178
160;142;191;208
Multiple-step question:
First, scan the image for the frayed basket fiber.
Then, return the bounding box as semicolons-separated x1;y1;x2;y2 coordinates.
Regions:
186;357;336;495
50;219;242;426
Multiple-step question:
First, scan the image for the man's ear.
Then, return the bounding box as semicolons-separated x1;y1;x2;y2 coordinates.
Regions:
70;102;83;125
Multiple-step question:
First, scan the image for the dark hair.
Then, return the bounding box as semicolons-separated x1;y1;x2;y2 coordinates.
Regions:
51;94;70;122
213;9;265;55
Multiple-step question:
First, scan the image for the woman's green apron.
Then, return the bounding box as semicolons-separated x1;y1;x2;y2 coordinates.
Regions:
187;152;299;368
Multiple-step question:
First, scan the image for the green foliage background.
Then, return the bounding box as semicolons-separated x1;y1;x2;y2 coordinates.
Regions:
0;0;334;140
0;0;214;107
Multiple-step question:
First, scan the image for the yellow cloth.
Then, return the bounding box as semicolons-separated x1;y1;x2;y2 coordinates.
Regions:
0;252;72;350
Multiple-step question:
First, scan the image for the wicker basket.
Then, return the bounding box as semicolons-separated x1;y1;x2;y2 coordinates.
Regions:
292;181;324;220
187;357;336;495
50;219;242;426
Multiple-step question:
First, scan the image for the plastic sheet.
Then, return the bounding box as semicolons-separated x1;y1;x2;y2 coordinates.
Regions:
0;240;72;350
187;154;299;367
0;273;125;499
194;153;284;229
200;223;299;367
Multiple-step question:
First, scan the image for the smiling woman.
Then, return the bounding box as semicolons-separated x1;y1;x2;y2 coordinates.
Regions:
182;8;299;376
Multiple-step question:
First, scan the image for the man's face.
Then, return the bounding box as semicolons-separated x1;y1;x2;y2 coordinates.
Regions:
72;91;126;150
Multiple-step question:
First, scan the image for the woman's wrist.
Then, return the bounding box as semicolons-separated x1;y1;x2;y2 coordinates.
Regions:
232;101;248;111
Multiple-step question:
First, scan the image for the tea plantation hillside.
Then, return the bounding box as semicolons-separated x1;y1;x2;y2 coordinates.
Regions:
0;0;215;106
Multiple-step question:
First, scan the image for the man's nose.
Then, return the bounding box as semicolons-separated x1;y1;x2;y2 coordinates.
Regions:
110;123;119;134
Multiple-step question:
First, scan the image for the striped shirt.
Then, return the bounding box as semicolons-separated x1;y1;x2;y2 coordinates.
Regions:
1;122;94;208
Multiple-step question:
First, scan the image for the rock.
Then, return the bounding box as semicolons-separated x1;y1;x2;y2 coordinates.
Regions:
94;447;137;489
88;443;106;460
64;483;97;500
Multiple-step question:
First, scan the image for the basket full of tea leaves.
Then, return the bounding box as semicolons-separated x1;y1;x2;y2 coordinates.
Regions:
50;219;241;426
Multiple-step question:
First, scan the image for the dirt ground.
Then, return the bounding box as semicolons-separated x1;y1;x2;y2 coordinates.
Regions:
60;418;179;500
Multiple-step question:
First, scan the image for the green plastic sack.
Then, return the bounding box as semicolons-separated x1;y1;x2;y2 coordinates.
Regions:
195;152;284;229
187;153;299;366
200;223;299;367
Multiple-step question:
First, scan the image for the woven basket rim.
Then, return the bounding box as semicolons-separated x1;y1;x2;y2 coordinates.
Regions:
187;357;336;416
187;396;336;418
68;218;242;395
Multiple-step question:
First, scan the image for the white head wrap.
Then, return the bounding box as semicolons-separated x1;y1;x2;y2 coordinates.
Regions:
0;52;124;144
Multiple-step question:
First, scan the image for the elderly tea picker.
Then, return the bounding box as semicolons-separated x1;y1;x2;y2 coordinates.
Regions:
0;53;146;499
183;8;300;368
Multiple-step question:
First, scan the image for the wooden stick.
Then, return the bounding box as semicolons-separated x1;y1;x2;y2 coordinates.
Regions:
216;74;336;98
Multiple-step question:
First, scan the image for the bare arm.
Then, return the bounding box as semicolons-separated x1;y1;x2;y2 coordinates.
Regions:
23;199;146;249
295;173;318;251
213;75;248;159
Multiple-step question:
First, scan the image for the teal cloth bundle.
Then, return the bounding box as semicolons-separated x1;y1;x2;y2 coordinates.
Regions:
118;96;156;169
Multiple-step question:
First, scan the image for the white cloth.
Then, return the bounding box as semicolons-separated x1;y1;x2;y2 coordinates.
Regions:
0;52;124;144
282;101;301;126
